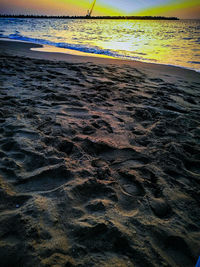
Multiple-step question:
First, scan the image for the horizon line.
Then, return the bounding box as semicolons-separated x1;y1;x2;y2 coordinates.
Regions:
0;14;180;20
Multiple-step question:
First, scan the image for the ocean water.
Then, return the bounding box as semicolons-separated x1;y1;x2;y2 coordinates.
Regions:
0;18;200;71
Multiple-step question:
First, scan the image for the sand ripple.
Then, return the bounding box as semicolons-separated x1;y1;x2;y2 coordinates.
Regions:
0;54;200;266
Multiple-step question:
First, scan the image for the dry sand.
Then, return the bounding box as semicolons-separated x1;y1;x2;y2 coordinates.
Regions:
0;40;200;267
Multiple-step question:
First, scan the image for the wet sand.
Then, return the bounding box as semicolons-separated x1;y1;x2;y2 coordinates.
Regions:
0;40;200;267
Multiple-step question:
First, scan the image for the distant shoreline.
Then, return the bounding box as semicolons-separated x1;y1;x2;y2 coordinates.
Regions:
0;15;179;20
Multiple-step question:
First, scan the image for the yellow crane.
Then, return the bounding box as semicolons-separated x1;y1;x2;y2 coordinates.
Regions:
86;0;96;17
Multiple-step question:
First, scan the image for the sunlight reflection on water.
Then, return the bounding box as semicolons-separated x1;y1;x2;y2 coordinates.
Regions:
0;18;200;71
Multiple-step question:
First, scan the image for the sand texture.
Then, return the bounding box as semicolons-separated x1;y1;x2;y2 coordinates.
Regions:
0;45;200;266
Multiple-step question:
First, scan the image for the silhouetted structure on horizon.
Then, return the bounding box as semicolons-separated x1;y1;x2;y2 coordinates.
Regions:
0;14;179;20
86;0;96;18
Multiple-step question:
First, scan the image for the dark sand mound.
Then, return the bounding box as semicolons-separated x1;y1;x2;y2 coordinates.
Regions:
0;53;200;267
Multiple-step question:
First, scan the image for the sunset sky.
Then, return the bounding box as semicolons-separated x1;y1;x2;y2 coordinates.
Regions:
0;0;200;19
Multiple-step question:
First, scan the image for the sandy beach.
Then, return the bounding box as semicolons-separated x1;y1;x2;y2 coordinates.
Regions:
0;39;200;267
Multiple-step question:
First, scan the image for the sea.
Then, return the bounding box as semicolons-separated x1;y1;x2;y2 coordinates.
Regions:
0;18;200;72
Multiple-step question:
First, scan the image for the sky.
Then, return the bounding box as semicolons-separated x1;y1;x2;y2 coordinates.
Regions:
0;0;200;19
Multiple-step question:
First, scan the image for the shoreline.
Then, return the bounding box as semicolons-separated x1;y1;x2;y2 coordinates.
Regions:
0;38;200;266
0;39;199;83
31;44;200;74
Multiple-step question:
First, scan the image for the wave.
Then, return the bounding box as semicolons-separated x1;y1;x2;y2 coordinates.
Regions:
188;61;200;65
0;32;151;62
0;32;199;73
